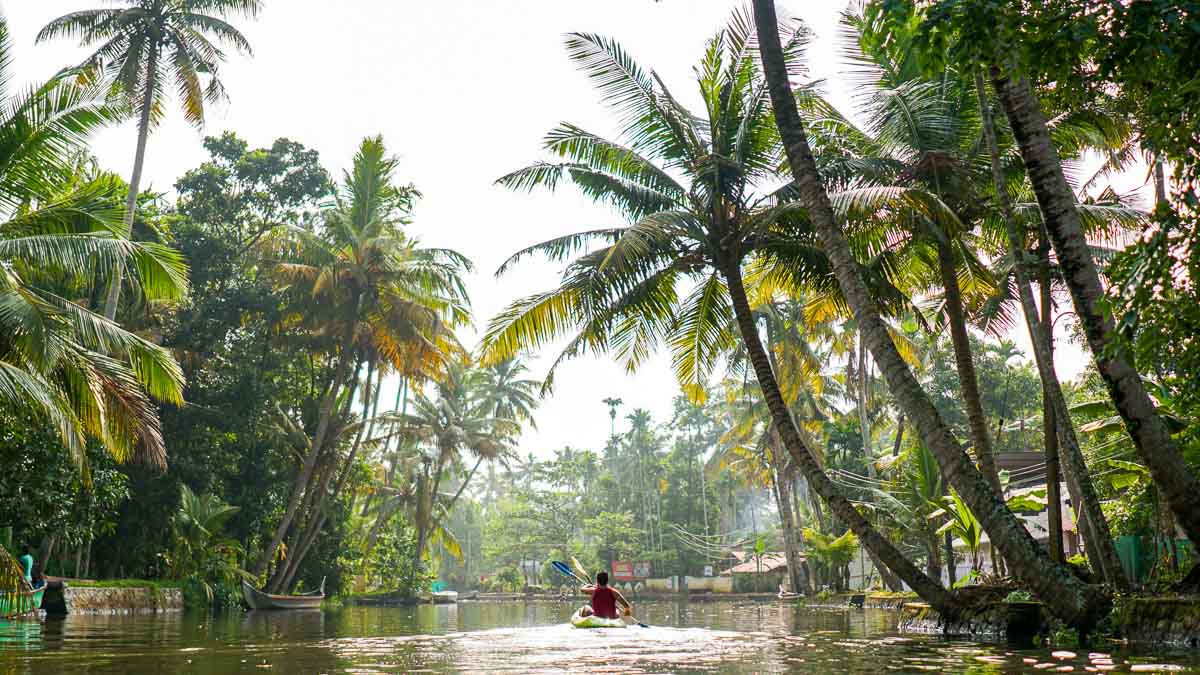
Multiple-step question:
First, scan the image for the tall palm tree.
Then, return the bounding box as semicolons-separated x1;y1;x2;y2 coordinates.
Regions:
750;0;1108;627
810;22;1005;502
880;0;1200;567
472;357;540;515
826;17;1136;587
987;64;1200;555
472;357;541;432
721;377;812;595
0;17;187;469
970;78;1131;588
253;136;472;580
482;8;959;614
38;0;261;320
390;361;516;582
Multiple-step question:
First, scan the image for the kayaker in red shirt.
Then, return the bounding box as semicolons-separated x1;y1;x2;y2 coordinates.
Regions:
578;571;631;620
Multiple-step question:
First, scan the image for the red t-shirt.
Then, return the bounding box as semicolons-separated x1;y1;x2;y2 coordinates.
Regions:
590;585;618;619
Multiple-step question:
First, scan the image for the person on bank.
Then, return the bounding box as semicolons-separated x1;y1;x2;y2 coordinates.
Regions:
577;571;632;619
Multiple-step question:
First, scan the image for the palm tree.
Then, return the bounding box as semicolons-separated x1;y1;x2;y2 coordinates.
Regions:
0;17;187;469
38;0;261;320
812;22;1005;501
472;357;541;431
482;8;958;614
170;483;245;600
891;0;1200;567
472;357;540;516
827;17;1137;587
253;136;472;581
750;0;1108;627
969;76;1131;588
721;378;812;595
390;361;516;583
985;67;1200;554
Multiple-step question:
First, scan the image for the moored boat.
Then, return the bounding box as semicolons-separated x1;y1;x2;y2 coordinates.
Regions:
0;585;45;619
241;578;324;610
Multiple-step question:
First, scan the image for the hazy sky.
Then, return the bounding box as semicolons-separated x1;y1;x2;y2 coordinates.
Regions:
5;1;1130;458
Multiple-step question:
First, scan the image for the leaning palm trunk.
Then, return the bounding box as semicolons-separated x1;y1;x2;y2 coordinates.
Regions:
721;257;959;615
104;45;159;320
768;438;806;595
936;241;1005;576
753;0;1107;627
974;72;1128;591
254;307;360;579
989;65;1200;555
936;242;1002;498
272;360;382;591
1038;231;1066;563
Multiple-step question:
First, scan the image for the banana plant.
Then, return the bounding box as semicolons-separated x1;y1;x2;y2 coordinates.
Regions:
929;490;984;575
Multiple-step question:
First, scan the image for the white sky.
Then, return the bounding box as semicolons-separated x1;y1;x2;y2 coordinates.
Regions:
5;1;1142;459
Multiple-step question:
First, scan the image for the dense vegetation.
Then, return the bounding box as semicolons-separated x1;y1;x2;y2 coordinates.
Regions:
2;0;1198;633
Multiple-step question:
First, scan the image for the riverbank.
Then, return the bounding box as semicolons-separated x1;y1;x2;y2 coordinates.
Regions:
39;580;183;616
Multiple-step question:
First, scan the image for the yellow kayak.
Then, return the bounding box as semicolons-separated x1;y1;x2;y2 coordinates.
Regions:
570;608;626;629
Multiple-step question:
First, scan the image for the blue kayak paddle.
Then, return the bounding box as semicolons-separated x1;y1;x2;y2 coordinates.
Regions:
552;560;587;585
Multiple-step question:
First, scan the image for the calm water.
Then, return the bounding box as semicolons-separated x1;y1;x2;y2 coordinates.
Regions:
1;600;1198;673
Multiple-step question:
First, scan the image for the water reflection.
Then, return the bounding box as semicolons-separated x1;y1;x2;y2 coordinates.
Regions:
0;600;1197;673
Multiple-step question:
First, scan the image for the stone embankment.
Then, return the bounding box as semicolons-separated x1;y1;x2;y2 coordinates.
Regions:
42;584;183;615
1113;596;1200;648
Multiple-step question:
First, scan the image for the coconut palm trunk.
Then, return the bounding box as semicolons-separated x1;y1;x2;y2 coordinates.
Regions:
721;256;958;615
253;304;360;579
936;240;1006;576
974;72;1128;590
988;66;1200;554
936;241;1002;496
768;436;806;595
1039;230;1066;564
103;45;159;320
272;358;382;591
753;0;1107;627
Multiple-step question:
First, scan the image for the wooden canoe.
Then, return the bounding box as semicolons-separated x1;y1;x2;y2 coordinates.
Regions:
241;578;324;610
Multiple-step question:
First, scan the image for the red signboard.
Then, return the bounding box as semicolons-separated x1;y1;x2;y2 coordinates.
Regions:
611;561;652;580
611;561;635;581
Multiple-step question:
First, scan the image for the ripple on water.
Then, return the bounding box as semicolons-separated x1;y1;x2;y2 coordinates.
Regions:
2;602;1200;673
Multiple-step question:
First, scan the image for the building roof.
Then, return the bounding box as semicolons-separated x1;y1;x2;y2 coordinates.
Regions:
721;553;790;575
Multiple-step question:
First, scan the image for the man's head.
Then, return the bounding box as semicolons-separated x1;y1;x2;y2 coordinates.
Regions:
596;571;609;587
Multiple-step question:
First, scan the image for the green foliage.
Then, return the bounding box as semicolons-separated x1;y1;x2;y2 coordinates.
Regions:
1005;590;1033;603
39;0;262;130
952;569;979;590
96;132;329;580
1006;488;1047;514
583;512;642;567
169;484;247;607
929;491;983;571
803;528;859;570
0;413;129;575
0;16;187;469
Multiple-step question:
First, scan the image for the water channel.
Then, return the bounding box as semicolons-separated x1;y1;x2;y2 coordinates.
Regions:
2;600;1198;673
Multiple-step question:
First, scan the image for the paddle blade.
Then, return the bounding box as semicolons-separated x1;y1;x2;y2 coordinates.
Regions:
551;561;578;581
570;556;590;580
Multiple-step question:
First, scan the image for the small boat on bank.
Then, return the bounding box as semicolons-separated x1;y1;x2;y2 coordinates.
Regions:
0;585;46;619
241;578;324;610
415;589;459;604
569;607;626;629
2;551;48;619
